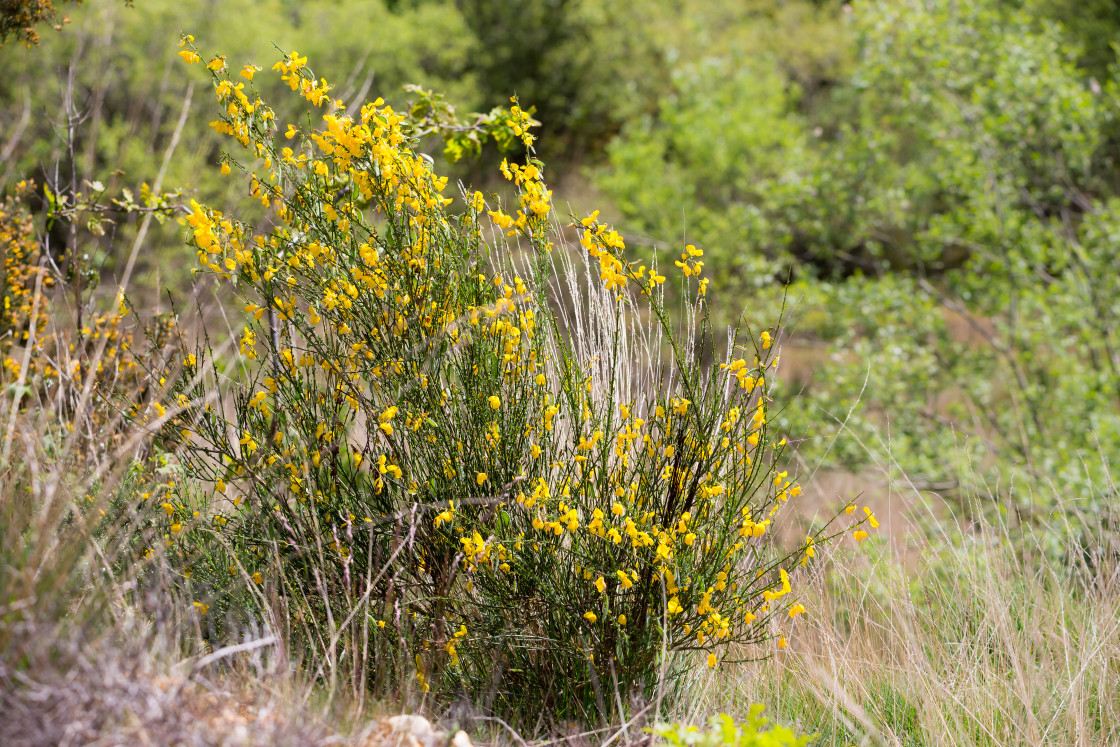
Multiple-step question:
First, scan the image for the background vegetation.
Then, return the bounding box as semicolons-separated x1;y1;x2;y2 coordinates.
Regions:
2;0;1120;743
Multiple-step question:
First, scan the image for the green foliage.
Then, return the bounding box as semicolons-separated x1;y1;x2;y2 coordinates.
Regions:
1015;0;1120;78
599;55;814;289
601;0;1110;281
654;709;813;747
458;0;669;158
598;0;1120;514
595;0;853;292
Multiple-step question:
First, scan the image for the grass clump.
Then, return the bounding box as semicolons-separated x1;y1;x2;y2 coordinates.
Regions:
711;479;1120;747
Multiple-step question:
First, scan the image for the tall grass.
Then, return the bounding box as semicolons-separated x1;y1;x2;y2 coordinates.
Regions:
696;472;1120;747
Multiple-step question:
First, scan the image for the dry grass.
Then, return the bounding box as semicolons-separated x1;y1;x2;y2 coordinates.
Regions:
687;478;1120;747
0;364;417;746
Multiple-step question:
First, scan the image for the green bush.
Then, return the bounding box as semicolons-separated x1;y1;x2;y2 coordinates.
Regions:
598;54;815;291
600;0;1109;282
654;708;813;747
599;0;1120;515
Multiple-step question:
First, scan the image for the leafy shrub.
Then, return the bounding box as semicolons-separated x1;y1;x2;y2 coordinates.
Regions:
156;43;873;722
457;0;670;159
654;708;813;747
600;0;1110;283
597;54;815;291
772;1;1120;505
600;0;1120;517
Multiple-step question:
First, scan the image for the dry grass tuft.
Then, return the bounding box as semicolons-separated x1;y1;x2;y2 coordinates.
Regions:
693;476;1120;747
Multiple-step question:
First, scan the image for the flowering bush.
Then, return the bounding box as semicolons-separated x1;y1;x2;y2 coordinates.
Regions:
0;0;78;46
0;179;158;445
0;182;51;362
159;42;874;721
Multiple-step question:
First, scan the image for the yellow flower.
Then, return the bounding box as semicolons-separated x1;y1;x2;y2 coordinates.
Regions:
595;576;606;594
611;502;625;516
788;603;806;618
761;330;772;349
488;395;501;410
801;535;816;567
618;614;627;625
854;529;870;542
667;597;683;615
863;506;880;528
778;635;788;649
583;611;597;624
252;572;263;584
706;653;717;668
434;502;455;528
476;472;488;485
